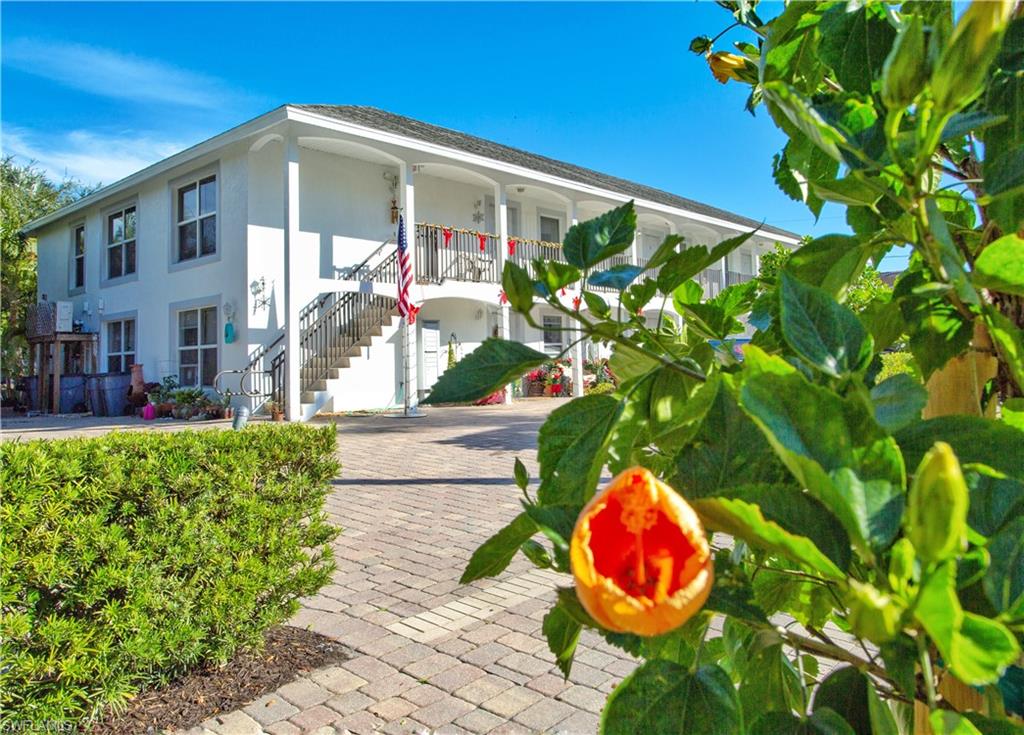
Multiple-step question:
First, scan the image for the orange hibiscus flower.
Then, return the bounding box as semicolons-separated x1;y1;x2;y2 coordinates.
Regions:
570;467;713;636
708;51;748;84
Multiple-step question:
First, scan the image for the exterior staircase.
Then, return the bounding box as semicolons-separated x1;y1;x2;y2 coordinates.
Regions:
245;244;400;418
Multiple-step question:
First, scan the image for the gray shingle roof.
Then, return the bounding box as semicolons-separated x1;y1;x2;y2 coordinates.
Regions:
293;105;801;241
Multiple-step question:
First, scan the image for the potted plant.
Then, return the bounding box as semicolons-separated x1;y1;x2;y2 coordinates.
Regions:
265;400;284;421
220;395;233;420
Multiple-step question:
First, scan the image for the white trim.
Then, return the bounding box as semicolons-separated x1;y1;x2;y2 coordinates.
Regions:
22;104;801;246
285;107;802;244
69;221;86;295
22;107;289;234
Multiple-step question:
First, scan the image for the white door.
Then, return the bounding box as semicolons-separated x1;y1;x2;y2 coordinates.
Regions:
422;320;441;390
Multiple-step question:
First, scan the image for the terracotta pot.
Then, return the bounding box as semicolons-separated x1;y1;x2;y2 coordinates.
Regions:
130;364;145;395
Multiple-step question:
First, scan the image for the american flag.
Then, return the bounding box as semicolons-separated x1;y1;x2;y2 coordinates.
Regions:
397;215;418;324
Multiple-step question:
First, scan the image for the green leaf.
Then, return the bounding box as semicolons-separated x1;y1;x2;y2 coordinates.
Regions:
621;278;659;314
537;395;622;505
930;711;984;735
812;666;872;735
965;465;1024;537
738;642;803;724
542;604;582;679
878;635;918;701
423;338;547;405
519;539;552;569
896;417;1024;481
657;228;759;294
502;260;536;315
974;234;1024;296
779;271;873;378
460;513;537;583
534;260;582;295
817;4;896;96
787;235;872;300
925;198;979;307
740;360;905;555
673;382;789;499
563;201;636;269
870;374;927;433
984;517;1024;618
644;234;686;271
582;291;611;319
983;306;1024;393
1004;398;1024;432
589;264;644;291
811;176;880;207
600;662;741;735
556;586;600;628
915;561;1020;685
649;370;718;453
763;82;846;162
513;457;529;491
750;710;856;735
693;491;846;580
983;20;1024;233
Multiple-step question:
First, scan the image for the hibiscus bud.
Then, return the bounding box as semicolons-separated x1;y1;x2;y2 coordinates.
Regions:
932;0;1014;113
689;36;713;55
905;442;968;563
708;52;752;85
570;467;713;636
882;14;928;109
846;579;906;644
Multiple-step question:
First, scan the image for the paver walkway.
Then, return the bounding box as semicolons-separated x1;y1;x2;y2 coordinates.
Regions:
193;401;632;735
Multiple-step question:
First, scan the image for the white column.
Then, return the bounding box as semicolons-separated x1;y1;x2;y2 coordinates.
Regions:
495;182;508;276
495;182;513;404
567;200;584;397
631;229;641;266
283;133;301;421
399;162;419;413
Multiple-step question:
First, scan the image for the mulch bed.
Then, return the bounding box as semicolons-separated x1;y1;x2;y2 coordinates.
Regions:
90;625;352;735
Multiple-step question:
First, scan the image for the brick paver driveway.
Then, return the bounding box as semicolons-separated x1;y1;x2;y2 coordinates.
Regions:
200;401;633;735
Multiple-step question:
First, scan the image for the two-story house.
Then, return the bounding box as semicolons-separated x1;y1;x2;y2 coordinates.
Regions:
23;105;801;421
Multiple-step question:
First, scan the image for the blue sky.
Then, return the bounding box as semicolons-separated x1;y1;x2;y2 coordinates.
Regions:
1;2;905;269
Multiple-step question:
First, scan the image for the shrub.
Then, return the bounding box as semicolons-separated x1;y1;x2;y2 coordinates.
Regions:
584;381;616;396
0;424;340;727
878;351;917;382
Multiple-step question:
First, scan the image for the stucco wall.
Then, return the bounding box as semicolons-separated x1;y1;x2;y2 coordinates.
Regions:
33;143;250;390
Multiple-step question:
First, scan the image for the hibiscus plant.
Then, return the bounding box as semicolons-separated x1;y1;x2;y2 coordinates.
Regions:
424;1;1024;732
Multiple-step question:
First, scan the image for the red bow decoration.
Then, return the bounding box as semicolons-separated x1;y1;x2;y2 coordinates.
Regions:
442;227;452;247
507;238;517;257
478;233;487;252
573;295;582;311
408;304;421;325
499;290;509;305
560;287;567;297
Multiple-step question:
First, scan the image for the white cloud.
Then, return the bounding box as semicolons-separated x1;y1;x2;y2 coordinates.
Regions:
2;125;187;185
3;37;249;109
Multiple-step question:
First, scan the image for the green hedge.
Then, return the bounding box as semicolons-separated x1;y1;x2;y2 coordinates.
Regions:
0;425;341;727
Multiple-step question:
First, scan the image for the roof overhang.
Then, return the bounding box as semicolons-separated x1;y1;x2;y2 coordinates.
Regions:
22;104;801;245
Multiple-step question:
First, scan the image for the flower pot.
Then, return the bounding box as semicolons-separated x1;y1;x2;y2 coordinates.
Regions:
271;410;285;422
528;382;545;397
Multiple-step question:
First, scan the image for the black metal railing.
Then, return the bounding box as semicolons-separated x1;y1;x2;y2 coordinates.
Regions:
299;291;397;390
510;237;566;270
416;223;500;284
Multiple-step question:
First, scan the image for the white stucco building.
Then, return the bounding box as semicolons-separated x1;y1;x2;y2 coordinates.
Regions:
24;105;800;420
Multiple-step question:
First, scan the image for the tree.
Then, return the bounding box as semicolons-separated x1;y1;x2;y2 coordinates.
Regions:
1;158;92;384
427;1;1024;732
759;242;892;313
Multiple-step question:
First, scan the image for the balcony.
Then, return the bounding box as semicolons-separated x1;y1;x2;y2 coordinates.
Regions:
414;223;631;292
726;271;754;286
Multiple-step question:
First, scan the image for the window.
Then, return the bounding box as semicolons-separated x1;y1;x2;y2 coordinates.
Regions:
72;225;85;289
178;306;218;386
106;319;136;373
539;215;561;244
542;315;563;356
106;206;137;280
176;175;216;261
740;251;754;275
